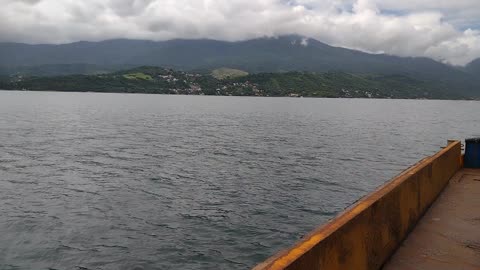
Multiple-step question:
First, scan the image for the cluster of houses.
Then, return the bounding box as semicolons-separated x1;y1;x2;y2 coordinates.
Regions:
167;84;203;95
154;70;268;96
215;81;264;96
158;74;179;83
340;88;384;98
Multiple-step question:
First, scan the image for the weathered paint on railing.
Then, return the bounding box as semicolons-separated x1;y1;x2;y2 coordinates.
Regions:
253;140;462;270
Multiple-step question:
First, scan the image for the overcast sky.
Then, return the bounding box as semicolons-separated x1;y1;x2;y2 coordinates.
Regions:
1;0;479;65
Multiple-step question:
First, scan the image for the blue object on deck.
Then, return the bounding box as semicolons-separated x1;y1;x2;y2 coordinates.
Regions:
464;138;480;168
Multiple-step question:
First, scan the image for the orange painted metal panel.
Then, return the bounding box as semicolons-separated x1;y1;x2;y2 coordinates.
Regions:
253;141;462;270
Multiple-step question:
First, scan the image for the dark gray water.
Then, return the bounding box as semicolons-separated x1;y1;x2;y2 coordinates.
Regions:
0;91;478;270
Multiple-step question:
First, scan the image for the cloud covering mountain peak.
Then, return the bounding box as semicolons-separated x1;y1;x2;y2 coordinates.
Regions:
1;0;479;65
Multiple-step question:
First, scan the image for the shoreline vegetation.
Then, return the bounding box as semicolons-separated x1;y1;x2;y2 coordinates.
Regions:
0;66;477;100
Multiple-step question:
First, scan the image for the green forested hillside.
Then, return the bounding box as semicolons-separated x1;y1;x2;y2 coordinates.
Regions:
1;36;479;98
0;66;472;99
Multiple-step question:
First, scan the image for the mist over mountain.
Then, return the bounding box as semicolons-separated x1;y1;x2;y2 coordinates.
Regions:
0;36;467;72
1;35;479;97
466;58;480;75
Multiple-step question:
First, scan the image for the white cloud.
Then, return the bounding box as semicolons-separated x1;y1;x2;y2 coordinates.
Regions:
0;0;479;65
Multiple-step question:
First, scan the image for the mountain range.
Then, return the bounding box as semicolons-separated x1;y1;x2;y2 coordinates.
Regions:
1;35;479;97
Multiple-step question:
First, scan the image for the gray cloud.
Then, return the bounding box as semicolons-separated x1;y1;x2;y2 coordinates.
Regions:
0;0;479;65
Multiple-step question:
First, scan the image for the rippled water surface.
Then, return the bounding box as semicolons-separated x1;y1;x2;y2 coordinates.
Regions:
0;91;479;270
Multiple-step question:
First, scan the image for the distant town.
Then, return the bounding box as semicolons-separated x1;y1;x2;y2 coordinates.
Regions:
0;66;473;100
